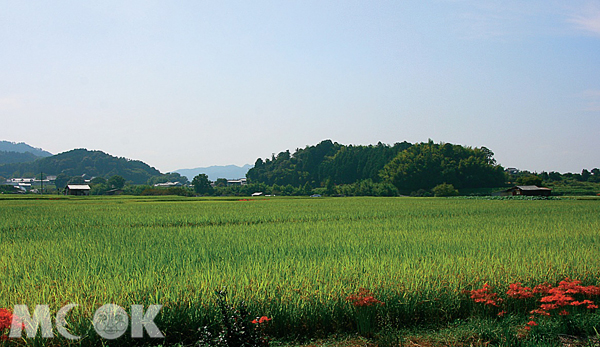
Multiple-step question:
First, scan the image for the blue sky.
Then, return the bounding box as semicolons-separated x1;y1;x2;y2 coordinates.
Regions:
1;1;599;173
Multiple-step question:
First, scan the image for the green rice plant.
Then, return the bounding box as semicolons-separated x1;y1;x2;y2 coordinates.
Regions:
0;196;599;345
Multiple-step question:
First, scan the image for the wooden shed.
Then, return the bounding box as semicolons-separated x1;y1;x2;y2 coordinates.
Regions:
494;185;552;197
65;184;91;196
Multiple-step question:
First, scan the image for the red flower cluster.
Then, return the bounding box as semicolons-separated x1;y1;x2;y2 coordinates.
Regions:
507;283;533;299
467;278;600;331
251;316;271;324
532;278;600;314
468;283;502;307
346;288;384;307
0;308;14;340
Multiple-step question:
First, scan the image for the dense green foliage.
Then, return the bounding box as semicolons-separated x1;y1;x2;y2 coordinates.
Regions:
0;196;598;345
0;148;161;184
0;150;41;165
380;141;506;194
247;140;411;187
192;173;213;195
537;168;600;183
432;183;459;197
509;168;600;196
247;140;505;195
146;172;189;185
0;185;20;194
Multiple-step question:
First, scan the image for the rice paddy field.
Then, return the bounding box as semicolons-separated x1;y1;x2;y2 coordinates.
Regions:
1;195;599;346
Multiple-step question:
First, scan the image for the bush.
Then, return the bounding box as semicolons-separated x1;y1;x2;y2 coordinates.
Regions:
432;183;459;197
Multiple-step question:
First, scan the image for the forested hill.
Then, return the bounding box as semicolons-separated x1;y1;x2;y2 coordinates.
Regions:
0;141;53;165
0;141;53;157
247;140;506;194
0;151;41;165
0;149;161;184
247;140;412;187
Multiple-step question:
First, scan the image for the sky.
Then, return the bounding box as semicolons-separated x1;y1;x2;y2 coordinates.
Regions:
1;1;599;174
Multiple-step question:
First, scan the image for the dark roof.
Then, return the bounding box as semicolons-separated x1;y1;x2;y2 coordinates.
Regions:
515;185;551;191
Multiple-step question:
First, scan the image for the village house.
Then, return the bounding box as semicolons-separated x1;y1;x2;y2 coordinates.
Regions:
64;184;91;196
227;178;247;186
153;182;183;188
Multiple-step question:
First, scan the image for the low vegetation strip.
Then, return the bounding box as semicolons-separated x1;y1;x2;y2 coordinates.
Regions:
0;196;599;345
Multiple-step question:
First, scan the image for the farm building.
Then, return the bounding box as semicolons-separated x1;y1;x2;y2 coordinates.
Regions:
227;178;247;186
65;184;91;196
494;185;552;197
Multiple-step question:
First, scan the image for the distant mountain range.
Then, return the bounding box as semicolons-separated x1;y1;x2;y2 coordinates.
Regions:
176;164;252;181
0;141;53;165
0;140;252;183
0;140;53;157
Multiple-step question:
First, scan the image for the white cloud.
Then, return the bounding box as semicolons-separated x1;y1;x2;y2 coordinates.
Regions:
568;3;600;36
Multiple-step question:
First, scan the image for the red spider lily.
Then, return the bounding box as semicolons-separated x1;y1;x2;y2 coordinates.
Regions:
346;288;384;307
0;308;21;340
507;283;533;299
468;284;502;307
251;316;271;324
465;278;600;337
539;303;558;311
526;278;600;318
0;308;12;329
532;283;552;294
530;308;551;316
468;278;600;322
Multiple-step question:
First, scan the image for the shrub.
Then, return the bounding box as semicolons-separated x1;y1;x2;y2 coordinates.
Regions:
432;183;459;197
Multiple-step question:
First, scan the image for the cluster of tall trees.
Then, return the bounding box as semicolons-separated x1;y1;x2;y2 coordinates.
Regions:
247;140;412;187
247;140;506;195
147;172;189;185
526;169;600;183
380;140;506;194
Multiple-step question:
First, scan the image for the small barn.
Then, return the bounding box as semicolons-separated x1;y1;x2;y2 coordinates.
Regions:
494;185;552;197
65;184;91;196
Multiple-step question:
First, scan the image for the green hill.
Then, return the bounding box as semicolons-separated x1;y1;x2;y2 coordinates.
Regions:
0;151;41;165
246;139;506;194
247;140;412;187
0;140;54;165
0;148;161;184
0;140;53;157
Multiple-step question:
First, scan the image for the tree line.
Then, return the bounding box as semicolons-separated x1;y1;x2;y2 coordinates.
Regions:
246;139;506;196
